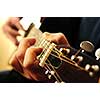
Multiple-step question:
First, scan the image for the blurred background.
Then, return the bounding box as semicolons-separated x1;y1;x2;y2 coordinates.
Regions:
0;17;16;71
0;17;41;72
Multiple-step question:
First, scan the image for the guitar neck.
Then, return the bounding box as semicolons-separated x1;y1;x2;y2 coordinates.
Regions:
24;23;43;46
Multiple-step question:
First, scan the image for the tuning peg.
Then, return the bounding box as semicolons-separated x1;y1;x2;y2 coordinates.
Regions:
60;48;70;55
55;81;65;83
48;75;52;79
85;64;91;71
45;70;55;79
45;70;49;74
89;72;94;77
71;41;94;61
95;48;100;60
50;71;55;75
85;64;99;77
91;65;99;72
80;41;94;52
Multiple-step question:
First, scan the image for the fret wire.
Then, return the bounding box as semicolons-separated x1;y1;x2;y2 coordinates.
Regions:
37;34;45;46
38;38;50;50
38;38;46;47
38;39;51;60
37;33;49;47
41;41;51;58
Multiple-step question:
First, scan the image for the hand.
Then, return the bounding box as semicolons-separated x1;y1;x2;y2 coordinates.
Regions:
2;17;23;45
9;32;70;82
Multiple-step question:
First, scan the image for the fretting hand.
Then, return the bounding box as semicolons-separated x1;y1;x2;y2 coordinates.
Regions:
9;32;70;81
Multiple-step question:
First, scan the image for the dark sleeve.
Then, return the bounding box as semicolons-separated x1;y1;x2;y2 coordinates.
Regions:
40;17;81;46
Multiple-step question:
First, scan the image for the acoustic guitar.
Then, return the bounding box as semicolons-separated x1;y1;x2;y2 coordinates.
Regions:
14;19;100;83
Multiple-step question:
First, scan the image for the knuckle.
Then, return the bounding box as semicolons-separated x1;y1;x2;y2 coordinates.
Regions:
15;51;23;60
20;38;31;48
26;47;35;56
58;32;64;38
20;37;36;47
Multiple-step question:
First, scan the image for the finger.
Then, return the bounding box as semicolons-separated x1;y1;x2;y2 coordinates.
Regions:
3;25;20;36
23;47;43;68
23;66;48;81
43;32;70;46
53;33;70;46
6;33;19;45
9;37;36;72
15;21;25;31
23;46;48;81
10;17;24;31
16;37;36;63
9;53;24;73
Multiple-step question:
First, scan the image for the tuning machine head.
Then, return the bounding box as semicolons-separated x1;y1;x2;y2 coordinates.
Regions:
60;48;70;55
45;69;55;80
80;41;94;52
85;64;99;77
71;41;94;62
95;48;100;60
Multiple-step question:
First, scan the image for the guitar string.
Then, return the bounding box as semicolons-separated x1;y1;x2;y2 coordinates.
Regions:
52;47;76;64
50;51;88;72
38;37;76;65
25;28;63;82
49;45;90;72
45;59;63;82
38;40;51;59
44;63;61;83
38;38;88;81
38;38;87;72
38;38;81;71
40;40;62;82
37;37;64;82
26;30;91;81
11;26;90;82
37;37;90;82
29;27;89;73
28;26;98;82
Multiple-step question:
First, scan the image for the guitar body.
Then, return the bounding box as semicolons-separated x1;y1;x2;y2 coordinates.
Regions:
57;60;98;83
43;47;100;83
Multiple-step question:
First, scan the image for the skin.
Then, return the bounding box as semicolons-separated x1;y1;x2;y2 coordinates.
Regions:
9;32;70;81
2;17;24;45
3;17;70;81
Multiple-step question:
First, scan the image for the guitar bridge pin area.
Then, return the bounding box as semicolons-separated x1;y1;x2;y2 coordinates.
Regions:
60;48;70;55
39;43;56;67
71;55;83;64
